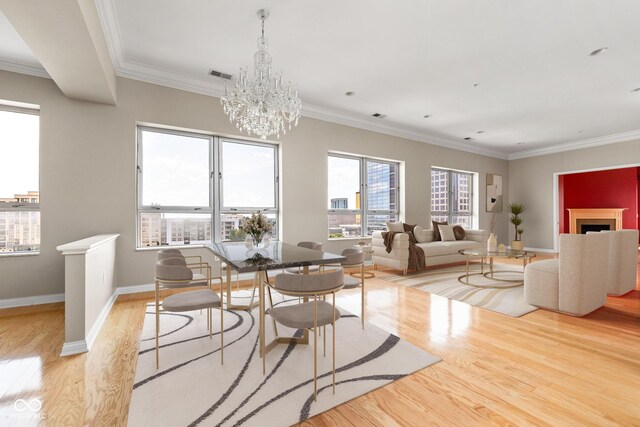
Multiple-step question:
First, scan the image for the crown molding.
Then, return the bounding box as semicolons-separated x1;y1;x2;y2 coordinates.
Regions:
0;59;49;79
301;104;508;159
94;0;508;160
79;0;640;162
95;0;124;71
508;128;640;160
111;52;508;159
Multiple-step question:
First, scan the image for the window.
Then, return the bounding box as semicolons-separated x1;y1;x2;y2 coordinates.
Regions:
430;168;473;228
137;127;278;247
328;154;399;238
219;139;278;241
0;105;40;254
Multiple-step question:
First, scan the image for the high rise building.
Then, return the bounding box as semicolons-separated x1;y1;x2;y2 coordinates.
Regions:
0;191;40;253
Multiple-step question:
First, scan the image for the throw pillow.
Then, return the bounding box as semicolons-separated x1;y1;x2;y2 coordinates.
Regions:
413;225;427;243
439;224;457;241
403;223;416;243
453;225;466;240
432;220;447;241
386;221;404;232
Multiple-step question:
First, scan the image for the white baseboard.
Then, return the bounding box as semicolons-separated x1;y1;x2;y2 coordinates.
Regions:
0;292;65;309
85;290;118;352
60;340;88;356
116;283;155;295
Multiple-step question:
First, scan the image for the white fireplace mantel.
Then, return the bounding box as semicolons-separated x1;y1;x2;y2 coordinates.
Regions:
567;208;627;234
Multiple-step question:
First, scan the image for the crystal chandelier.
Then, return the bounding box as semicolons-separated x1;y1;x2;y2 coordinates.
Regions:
221;9;302;140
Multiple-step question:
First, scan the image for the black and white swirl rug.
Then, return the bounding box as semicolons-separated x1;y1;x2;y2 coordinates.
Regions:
128;291;440;426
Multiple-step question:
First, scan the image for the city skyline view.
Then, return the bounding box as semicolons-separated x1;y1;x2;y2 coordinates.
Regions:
0;109;40;253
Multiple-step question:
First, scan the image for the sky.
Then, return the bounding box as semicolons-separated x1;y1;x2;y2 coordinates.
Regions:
142;131;275;208
0;110;39;198
327;156;359;209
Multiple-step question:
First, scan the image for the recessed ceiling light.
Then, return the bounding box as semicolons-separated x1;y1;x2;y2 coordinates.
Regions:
473;83;480;87
477;130;485;134
589;47;608;56
372;113;387;118
345;91;355;96
631;88;640;92
464;137;472;141
423;114;431;118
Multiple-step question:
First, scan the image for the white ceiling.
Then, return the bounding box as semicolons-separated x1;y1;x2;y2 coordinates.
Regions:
2;0;640;159
0;10;45;74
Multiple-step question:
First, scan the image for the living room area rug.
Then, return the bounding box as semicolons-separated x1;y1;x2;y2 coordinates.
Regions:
128;291;440;426
380;264;538;317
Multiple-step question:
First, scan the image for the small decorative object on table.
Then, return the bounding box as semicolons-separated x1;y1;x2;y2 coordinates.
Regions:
487;213;498;252
498;243;506;253
241;211;273;248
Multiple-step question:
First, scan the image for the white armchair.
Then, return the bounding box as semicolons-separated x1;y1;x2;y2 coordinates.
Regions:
524;233;610;316
601;230;639;296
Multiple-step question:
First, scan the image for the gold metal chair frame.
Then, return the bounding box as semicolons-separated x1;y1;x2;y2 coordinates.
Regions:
263;275;345;401
154;262;224;369
324;260;366;329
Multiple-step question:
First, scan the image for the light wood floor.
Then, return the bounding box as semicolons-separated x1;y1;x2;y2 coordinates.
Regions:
1;254;639;426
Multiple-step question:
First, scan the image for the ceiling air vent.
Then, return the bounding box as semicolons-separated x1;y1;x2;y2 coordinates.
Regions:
209;69;233;80
372;113;387;118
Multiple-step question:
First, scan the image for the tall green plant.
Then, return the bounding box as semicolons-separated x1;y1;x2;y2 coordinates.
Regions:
508;202;526;241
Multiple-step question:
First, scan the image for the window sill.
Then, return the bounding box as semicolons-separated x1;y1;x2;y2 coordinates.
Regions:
136;245;207;252
0;251;39;258
327;237;372;242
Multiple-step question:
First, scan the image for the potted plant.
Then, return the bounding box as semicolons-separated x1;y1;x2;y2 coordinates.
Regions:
508;202;526;250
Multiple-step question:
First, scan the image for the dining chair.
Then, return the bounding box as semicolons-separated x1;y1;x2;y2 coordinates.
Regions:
154;257;225;368
267;269;344;401
325;248;366;328
285;241;324;274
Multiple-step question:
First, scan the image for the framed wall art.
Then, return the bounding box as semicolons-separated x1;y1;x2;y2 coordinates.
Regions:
486;173;503;212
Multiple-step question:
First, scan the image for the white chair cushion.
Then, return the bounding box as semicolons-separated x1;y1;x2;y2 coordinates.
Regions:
413;225;427;243
162;289;221;312
524;260;560;310
417;240;481;257
270;301;341;329
343;275;361;288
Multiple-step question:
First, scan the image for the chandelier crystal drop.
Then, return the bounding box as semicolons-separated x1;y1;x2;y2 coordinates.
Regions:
221;9;302;140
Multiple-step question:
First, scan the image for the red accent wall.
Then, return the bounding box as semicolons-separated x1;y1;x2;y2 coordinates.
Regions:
559;167;639;234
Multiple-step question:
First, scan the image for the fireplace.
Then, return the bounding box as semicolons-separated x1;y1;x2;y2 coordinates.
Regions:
578;221;614;234
567;208;626;234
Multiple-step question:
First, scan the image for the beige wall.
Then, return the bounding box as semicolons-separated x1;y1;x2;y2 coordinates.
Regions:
0;70;508;299
508;140;640;250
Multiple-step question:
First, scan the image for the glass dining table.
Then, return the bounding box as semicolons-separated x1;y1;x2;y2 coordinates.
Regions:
206;241;345;367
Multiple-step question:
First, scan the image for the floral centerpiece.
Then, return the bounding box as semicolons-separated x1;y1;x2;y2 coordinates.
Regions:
241;212;273;246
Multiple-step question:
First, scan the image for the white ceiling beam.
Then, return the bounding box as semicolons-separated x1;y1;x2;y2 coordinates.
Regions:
0;0;117;105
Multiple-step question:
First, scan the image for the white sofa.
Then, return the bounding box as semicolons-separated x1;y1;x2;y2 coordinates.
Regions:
371;227;487;275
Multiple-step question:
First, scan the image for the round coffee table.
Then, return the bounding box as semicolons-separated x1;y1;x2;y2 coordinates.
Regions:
457;248;536;288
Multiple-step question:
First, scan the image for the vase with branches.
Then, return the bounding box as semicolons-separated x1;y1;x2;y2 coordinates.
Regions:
508;202;526;250
241;211;273;246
